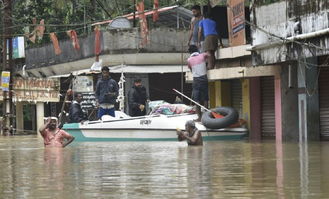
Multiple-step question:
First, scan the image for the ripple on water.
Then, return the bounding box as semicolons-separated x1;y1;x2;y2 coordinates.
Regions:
0;136;328;198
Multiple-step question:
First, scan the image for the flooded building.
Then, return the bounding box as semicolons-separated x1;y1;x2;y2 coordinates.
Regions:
13;6;193;131
249;0;329;141
186;1;281;141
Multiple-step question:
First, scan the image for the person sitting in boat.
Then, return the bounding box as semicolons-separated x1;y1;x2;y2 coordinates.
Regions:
128;79;149;117
39;117;75;148
95;66;119;119
187;45;209;122
176;120;203;146
69;93;87;123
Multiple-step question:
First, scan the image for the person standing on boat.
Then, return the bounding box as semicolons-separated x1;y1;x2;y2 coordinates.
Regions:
187;45;209;122
95;66;119;119
176;120;203;146
39;117;75;148
69;93;87;123
128;79;149;116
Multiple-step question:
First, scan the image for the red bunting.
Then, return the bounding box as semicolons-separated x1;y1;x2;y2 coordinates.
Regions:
94;27;101;61
66;30;80;50
153;0;159;22
136;1;149;47
50;33;62;55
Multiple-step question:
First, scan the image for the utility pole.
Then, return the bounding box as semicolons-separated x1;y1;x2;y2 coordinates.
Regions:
2;0;13;135
133;0;136;27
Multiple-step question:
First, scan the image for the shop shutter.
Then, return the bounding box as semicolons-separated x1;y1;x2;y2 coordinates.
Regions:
231;79;242;118
319;67;329;140
261;76;275;138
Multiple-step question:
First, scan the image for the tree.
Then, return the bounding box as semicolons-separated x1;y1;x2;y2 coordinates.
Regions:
2;0;226;47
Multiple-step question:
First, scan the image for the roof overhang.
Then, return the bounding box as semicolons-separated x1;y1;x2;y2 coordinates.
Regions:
186;65;281;82
18;53;190;78
48;64;189;78
92;6;192;27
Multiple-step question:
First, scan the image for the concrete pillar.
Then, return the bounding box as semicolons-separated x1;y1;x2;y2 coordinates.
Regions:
209;82;216;108
209;81;231;108
213;81;222;108
249;77;261;141
275;75;282;143
297;57;320;141
221;81;231;107
242;79;251;129
36;102;44;137
15;102;24;133
280;64;299;141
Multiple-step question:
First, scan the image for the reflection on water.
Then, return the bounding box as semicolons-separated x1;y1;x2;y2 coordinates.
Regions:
0;136;328;198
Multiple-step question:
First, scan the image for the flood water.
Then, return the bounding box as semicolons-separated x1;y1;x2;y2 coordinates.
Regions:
0;136;328;199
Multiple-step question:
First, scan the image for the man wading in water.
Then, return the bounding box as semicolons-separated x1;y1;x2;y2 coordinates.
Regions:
176;120;203;146
39;117;75;148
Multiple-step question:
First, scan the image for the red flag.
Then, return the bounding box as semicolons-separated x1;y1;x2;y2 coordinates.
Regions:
50;33;62;55
153;0;159;22
66;30;80;50
136;1;149;47
94;27;101;61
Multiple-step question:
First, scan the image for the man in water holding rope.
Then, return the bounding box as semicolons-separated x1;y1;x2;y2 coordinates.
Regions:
176;120;203;146
39;117;75;148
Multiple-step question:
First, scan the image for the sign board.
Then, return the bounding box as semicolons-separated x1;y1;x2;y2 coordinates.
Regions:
227;0;246;46
12;78;60;102
1;71;10;91
73;76;94;93
13;37;25;59
80;92;97;110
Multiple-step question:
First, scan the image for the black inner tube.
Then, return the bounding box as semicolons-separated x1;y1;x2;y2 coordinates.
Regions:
201;107;239;129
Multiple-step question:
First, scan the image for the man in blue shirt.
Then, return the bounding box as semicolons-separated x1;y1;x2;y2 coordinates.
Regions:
95;66;119;119
198;12;219;69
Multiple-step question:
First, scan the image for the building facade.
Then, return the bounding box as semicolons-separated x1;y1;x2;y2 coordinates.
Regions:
249;0;329;141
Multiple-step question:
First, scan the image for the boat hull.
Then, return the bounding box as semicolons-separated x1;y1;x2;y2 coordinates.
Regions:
63;114;248;142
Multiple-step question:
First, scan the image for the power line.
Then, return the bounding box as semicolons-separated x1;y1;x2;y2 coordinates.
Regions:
245;20;329;51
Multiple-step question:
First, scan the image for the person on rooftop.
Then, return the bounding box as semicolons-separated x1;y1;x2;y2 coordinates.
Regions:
198;12;220;69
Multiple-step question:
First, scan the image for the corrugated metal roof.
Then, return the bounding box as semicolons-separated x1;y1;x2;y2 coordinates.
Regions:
92;6;192;28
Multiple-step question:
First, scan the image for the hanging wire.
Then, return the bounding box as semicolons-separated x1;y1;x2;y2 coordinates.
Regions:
245;20;329;51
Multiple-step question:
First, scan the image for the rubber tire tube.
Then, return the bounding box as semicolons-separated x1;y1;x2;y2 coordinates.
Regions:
201;107;239;129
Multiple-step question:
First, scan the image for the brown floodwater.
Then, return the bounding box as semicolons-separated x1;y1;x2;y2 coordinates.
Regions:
0;136;328;199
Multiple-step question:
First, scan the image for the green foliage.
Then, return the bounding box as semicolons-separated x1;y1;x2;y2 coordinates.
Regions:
1;0;238;47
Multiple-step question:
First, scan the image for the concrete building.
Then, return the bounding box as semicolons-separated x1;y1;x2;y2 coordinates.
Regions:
249;0;329;141
13;6;194;131
185;2;282;141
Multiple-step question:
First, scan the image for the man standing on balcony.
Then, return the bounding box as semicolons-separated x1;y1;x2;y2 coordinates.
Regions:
198;12;219;69
95;66;119;119
187;45;209;122
188;5;204;52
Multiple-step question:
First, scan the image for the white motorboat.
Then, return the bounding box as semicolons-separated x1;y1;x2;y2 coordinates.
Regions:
62;111;248;142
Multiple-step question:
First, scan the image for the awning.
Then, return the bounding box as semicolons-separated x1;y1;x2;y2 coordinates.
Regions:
49;65;189;78
109;65;189;73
